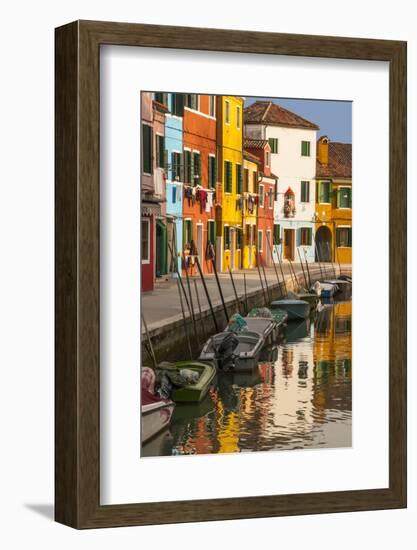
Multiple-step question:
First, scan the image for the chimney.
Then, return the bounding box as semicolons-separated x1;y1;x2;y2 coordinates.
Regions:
318;135;329;165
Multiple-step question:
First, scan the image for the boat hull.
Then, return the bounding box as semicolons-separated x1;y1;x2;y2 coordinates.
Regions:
141;399;175;444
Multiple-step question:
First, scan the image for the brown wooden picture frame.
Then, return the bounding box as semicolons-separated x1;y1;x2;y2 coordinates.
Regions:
55;20;407;529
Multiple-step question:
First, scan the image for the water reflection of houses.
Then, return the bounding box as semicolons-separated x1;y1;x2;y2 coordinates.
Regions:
312;302;352;419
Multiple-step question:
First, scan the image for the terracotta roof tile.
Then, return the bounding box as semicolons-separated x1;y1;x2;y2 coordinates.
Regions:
244;101;319;130
243;138;268;149
243;150;261;164
316;142;352;178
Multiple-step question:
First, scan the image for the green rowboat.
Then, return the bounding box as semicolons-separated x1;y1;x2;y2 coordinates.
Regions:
156;361;216;403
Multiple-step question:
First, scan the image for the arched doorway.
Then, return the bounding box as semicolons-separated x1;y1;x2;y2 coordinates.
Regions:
315;225;332;262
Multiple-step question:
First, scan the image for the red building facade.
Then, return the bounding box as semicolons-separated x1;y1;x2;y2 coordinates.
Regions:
182;95;217;275
244;139;277;266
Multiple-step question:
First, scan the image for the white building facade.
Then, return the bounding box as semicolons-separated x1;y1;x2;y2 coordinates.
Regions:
244;101;318;263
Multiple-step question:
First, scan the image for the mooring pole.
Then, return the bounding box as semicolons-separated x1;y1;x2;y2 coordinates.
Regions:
326;242;337;279
195;256;219;332
193;278;206;342
184;258;200;346
141;312;157;368
176;276;192;358
314;241;325;280
228;267;241;315
260;253;271;303
276;246;288;296
336;247;342;277
256;253;268;305
167;242;191;313
211;257;229;323
303;248;312;288
297;247;308;289
266;234;282;299
243;272;248;313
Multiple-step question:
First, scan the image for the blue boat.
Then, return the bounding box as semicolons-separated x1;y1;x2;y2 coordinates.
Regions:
270;299;310;321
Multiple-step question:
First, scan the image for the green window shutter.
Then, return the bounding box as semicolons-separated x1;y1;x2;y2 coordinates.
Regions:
195;153;201;185
208;155;212;188
190;152;194;185
301;141;310;156
273;224;280;245
307;228;312;245
336;188;341;208
348;228;352;247
236;165;242;194
142;124;152;174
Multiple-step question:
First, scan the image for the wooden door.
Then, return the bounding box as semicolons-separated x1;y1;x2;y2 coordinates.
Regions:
284;229;294;260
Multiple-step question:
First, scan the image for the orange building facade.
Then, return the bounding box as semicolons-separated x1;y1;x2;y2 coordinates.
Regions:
182;95;218;275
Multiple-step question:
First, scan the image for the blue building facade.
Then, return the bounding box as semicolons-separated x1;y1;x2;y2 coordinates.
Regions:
165;94;184;274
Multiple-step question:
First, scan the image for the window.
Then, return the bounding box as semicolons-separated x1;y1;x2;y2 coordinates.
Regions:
300;227;312;246
172;186;177;204
318;180;331;203
225;100;230;124
257;230;263;252
209;96;216;117
193;152;201;185
259;184;265;207
172;93;184;116
266;151;270;167
207;220;216;246
224;226;231;249
185;94;198;110
268;188;273;208
336;227;352;247
141;219;150;263
236;164;243;194
154;92;167;105
184;150;192;183
273;224;281;245
224;160;233;193
243;168;249;193
301;140;311;156
208;155;217;188
156;134;165;168
301;181;310;202
142;124;152;174
268;138;279;153
253;171;258;193
184;219;193;246
236;227;242;250
337;187;352;209
171;152;182;180
236;106;241;129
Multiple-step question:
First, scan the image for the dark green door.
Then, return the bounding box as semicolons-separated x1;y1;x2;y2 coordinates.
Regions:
156;220;167;277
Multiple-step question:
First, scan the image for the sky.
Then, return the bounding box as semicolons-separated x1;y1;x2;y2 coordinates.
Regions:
244;97;352;143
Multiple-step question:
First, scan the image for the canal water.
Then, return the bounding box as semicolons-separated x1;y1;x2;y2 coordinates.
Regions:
142;299;352;457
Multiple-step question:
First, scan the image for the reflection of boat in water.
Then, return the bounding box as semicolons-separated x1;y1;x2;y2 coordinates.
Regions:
141;427;174;457
271;299;310;321
285;318;311;342
172;393;215;422
259;344;279;363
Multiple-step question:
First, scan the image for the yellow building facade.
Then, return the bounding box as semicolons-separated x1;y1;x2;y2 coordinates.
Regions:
315;136;352;265
242;153;259;269
216;96;244;271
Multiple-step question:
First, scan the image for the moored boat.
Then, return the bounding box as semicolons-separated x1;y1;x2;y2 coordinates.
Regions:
156;361;216;403
247;306;288;327
141;390;175;444
270;299;310;321
243;317;277;344
199;330;264;372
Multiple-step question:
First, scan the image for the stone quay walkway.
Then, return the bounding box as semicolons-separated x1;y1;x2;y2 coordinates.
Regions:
142;262;352;332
